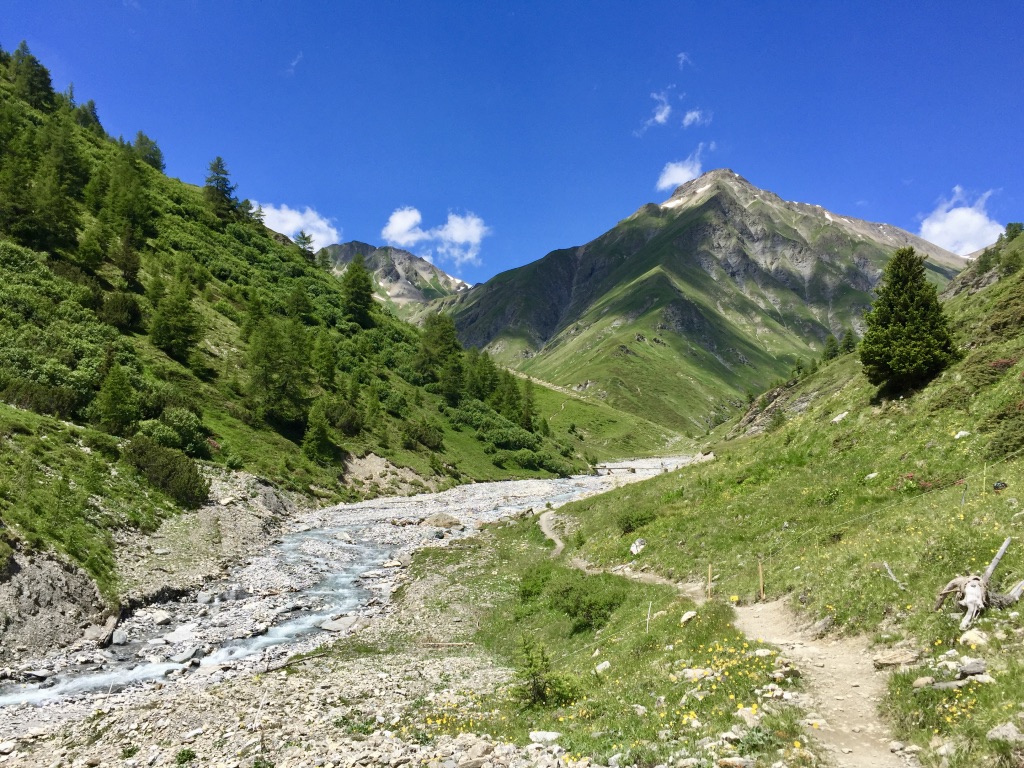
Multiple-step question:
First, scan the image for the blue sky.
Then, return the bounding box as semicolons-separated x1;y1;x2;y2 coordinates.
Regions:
5;2;1023;283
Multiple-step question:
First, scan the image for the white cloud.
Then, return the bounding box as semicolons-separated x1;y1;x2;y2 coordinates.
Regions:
677;52;692;69
381;206;430;247
634;90;674;137
918;186;1003;256
286;51;303;75
257;202;340;251
656;143;708;191
381;208;491;268
682;108;711;128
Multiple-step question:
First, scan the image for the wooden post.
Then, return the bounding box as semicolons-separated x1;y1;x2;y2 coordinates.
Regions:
758;560;765;601
707;563;713;600
646;601;652;633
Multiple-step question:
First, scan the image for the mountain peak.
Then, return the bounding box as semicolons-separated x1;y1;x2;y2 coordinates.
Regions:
660;168;763;210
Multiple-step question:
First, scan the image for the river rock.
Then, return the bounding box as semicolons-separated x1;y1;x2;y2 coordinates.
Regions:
0;741;15;755
170;646;201;664
422;513;461;528
82;615;119;646
164;625;197;644
111;629;128;646
151;609;173;626
321;616;360;633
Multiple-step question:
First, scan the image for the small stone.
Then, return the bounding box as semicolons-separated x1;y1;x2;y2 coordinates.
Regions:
151;610;172;626
633;705;648;716
889;741;905;753
630;538;646;555
529;731;561;744
111;629;128;646
595;661;610;674
959;629;989;647
831;411;849;423
872;649;920;668
320;616;360;633
0;742;15;755
957;659;987;677
954;430;971;440
912;676;935;688
974;674;997;684
865;472;879;480
422;513;461;528
679;611;697;626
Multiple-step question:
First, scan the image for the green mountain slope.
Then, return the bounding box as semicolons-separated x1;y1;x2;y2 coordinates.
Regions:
443;169;965;434
546;246;1024;764
0;43;680;609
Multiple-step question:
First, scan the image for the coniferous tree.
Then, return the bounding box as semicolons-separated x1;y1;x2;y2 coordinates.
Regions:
302;398;333;464
859;247;957;391
840;328;857;354
821;334;840;361
150;284;203;361
204;156;237;220
132;130;164;171
311;330;338;388
294;230;314;258
340;253;375;328
92;362;139;436
439;355;464;406
9;42;55;111
519;378;537;432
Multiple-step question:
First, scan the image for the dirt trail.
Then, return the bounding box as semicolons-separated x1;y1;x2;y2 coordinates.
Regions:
734;600;913;768
536;515;912;768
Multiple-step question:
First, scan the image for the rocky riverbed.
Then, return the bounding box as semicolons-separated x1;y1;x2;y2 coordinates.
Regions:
0;455;705;766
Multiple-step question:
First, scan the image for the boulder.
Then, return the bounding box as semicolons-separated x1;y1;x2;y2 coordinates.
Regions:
679;610;697;625
111;629;128;646
422;513;462;529
959;629;989;647
151;609;173;626
82;614;119;647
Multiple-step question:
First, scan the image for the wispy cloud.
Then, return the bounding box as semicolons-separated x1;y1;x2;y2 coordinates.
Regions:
918;186;1003;256
682;108;711;128
656;143;709;191
257;202;340;251
634;89;674;137
382;207;491;268
677;52;693;69
286;51;303;76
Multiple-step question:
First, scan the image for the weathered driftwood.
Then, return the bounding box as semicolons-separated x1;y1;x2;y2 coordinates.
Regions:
935;537;1024;629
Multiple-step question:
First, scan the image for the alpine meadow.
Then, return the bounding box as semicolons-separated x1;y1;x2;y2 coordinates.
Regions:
1;13;1024;768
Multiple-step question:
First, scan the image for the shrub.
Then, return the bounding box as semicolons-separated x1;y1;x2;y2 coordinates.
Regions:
124;435;209;508
518;561;554;602
401;419;444;451
513;637;582;708
98;292;142;331
548;571;627;632
81;430;120;460
617;507;656;534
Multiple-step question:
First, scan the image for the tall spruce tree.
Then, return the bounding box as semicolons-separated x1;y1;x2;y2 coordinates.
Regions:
340;253;375;328
859;247;957;391
204;156;237;220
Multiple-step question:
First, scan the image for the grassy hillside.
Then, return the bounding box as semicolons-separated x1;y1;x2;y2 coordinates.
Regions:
0;43;681;602
537;257;1024;765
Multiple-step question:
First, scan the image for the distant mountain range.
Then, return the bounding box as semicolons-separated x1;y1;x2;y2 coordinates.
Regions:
320;241;469;316
436;169;965;433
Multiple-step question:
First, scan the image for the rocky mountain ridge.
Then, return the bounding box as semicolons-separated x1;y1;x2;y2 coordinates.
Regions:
439;169;965;432
322;241;469;316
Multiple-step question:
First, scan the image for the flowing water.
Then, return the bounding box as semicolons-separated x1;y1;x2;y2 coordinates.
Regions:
0;456;697;709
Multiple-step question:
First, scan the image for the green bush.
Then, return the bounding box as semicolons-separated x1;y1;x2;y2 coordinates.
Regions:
124;435;209;508
513;637;582;708
401;419;444;451
616;507;656;534
518;560;554;602
547;571;627;632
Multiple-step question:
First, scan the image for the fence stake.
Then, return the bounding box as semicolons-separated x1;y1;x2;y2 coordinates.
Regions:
646;601;652;633
758;559;765;601
707;563;713;600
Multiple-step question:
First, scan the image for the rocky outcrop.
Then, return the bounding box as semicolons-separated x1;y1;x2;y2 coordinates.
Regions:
0;550;105;662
